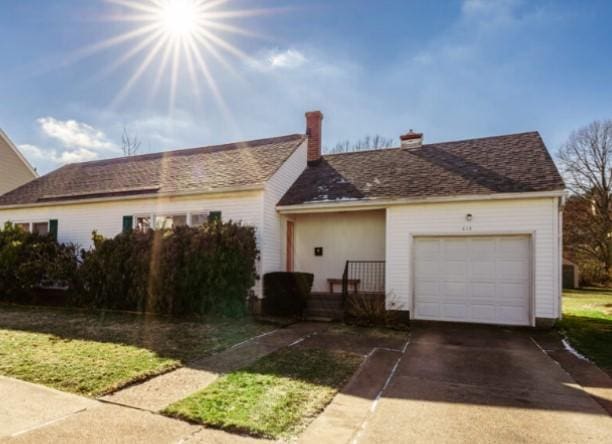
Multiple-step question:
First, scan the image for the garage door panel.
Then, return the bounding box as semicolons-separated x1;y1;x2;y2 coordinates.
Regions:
444;239;469;259
469;239;497;259
498;238;529;258
414;236;531;326
444;260;468;278
499;283;529;302
415;302;441;318
471;305;496;322
497;260;529;280
471;282;496;298
415;280;440;297
444;282;468;298
415;260;440;278
470;261;496;279
497;306;528;324
415;239;440;259
442;303;469;319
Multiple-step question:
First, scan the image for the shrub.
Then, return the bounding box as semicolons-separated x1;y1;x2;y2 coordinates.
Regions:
344;292;408;329
0;222;79;302
78;221;258;317
262;272;313;316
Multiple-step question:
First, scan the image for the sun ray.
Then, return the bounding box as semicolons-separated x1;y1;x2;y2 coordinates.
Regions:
93;28;165;83
111;34;169;107
168;37;182;114
105;0;160;15
83;0;278;111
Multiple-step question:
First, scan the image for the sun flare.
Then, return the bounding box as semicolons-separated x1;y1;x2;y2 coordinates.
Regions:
82;0;272;111
158;0;198;38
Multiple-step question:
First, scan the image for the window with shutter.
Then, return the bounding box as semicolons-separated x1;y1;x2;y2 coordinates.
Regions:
122;215;134;233
49;219;58;240
208;211;221;223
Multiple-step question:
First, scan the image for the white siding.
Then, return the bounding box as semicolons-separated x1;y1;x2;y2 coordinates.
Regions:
385;197;561;320
293;210;386;292
0;190;265;294
261;141;307;283
0;133;37;195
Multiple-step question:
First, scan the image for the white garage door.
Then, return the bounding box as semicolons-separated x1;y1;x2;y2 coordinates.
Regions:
414;236;531;326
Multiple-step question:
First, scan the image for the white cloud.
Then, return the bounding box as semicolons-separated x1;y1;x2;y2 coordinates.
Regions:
268;49;306;69
249;48;308;71
18;144;46;159
37;117;118;151
19;143;98;165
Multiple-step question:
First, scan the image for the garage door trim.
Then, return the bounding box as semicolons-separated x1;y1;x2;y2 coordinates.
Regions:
410;232;535;327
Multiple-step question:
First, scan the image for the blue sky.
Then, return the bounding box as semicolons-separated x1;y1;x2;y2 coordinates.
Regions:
1;0;611;174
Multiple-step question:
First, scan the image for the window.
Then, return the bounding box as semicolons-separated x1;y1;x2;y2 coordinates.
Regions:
32;222;49;235
136;216;151;232
155;214;187;230
131;211;220;232
14;222;30;232
190;212;209;226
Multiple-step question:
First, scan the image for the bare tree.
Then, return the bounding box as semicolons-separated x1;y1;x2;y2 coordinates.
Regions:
326;135;394;154
558;119;612;277
121;127;142;156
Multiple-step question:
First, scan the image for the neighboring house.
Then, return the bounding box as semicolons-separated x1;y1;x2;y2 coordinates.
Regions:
0;129;37;195
0;111;565;326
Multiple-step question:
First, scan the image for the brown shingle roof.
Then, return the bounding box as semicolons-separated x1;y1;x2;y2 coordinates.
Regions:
278;131;564;206
0;134;305;206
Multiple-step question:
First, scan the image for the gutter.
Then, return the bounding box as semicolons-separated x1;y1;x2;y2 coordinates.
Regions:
276;190;567;214
0;183;265;210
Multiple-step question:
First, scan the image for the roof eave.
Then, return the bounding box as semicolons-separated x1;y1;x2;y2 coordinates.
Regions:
0;183;265;210
277;189;567;214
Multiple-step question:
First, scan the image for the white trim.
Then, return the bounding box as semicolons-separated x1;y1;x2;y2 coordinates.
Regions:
277;190;567;214
0;129;38;177
410;232;535;327
0;185;264;210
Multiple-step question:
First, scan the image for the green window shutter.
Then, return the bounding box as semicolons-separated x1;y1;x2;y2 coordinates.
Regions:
49;219;58;240
208;211;222;223
122;215;134;233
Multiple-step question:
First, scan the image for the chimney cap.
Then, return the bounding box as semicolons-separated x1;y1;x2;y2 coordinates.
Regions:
305;110;323;119
400;129;423;141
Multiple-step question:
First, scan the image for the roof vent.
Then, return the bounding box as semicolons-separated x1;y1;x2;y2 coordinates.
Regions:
400;130;423;149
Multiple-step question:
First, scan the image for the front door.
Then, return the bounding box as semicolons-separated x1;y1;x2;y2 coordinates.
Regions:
286;220;295;271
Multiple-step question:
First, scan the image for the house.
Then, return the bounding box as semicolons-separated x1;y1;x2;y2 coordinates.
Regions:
0;111;566;326
0;129;37;196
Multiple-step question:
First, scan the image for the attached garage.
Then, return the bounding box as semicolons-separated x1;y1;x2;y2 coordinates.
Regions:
413;235;532;326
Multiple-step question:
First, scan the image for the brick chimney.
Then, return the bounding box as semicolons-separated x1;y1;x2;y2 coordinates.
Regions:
400;130;423;149
305;110;323;165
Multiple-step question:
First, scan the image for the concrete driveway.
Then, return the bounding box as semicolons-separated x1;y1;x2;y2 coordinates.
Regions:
352;323;611;443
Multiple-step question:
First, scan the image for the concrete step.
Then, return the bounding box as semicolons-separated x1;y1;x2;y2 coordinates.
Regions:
304;308;344;321
307;299;344;308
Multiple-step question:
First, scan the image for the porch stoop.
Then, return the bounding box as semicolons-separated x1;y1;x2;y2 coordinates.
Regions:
304;292;344;321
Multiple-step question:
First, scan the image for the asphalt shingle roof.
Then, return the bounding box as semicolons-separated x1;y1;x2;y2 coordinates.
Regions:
0;134;305;206
278;131;564;206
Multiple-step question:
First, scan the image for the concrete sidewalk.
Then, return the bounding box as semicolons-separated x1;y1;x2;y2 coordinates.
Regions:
3;323;328;443
0;376;96;438
101;322;329;411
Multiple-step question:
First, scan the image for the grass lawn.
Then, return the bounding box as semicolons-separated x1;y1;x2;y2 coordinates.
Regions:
164;347;363;439
558;288;612;373
0;304;274;396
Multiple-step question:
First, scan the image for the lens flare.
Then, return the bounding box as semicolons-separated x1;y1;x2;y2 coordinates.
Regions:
81;0;273;111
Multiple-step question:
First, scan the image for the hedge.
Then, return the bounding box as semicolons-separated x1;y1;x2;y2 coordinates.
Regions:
262;272;314;316
0;222;79;302
0;220;258;317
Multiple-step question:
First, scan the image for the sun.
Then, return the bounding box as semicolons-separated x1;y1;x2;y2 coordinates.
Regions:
157;0;198;38
78;0;273;111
